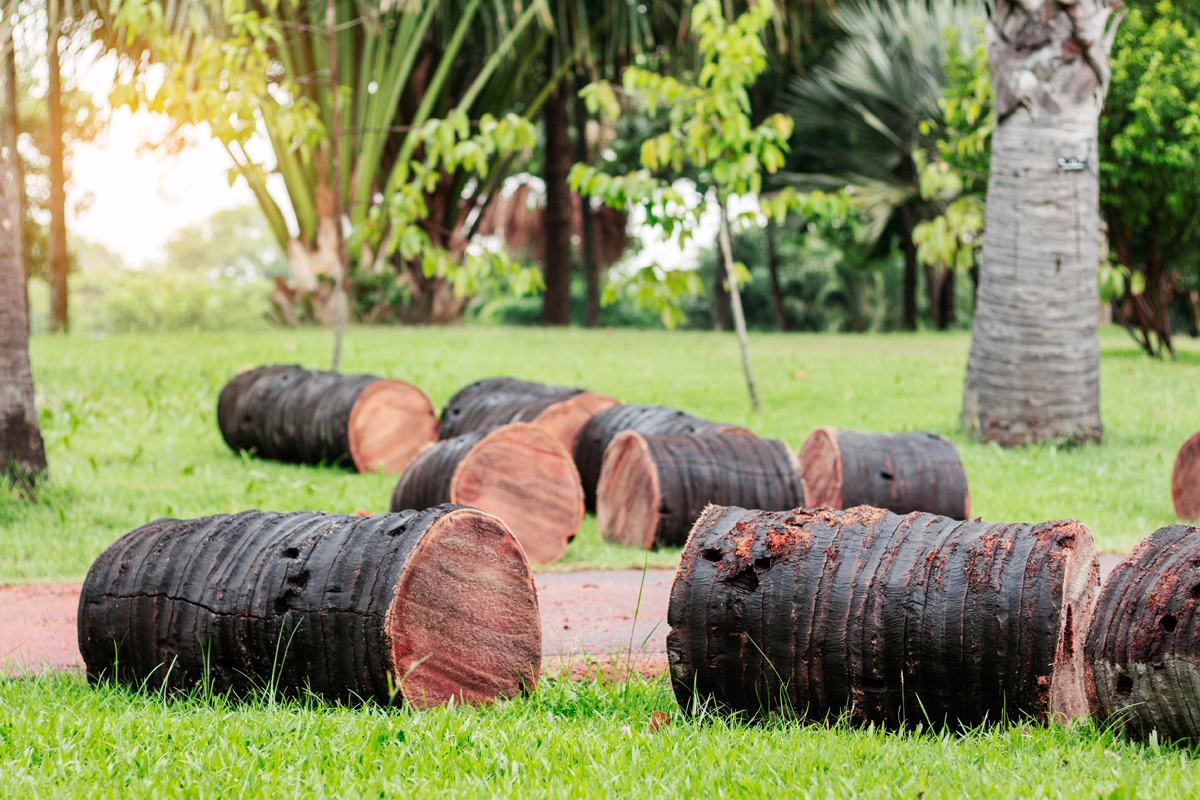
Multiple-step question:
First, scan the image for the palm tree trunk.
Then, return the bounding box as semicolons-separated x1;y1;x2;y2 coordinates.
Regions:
573;75;600;328
46;0;68;333
0;115;47;488
4;23;25;329
765;217;787;332
719;201;760;412
540;55;572;327
962;0;1121;445
898;205;917;331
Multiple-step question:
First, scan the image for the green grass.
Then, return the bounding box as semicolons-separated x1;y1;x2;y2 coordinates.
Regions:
2;325;1199;582
4;325;1200;795
0;672;1194;798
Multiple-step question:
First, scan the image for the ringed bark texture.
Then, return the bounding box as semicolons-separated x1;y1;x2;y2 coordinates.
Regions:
438;377;618;455
798;428;970;519
597;432;801;549
217;365;437;473
961;0;1122;445
390;423;584;565
1085;524;1200;744
78;507;541;708
1171;433;1200;520
574;404;754;512
667;505;1098;728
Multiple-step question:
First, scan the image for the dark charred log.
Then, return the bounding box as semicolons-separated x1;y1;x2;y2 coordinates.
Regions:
438;377;618;456
78;507;541;708
217;365;437;473
667;505;1098;729
799;427;970;519
598;432;801;549
1085;524;1200;744
390;423;584;565
1172;433;1200;520
574;404;755;512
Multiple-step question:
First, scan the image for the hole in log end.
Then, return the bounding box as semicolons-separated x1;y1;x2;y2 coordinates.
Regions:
532;393;621;456
1172;432;1200;520
596;431;660;550
798;427;843;509
347;380;439;474
387;507;541;709
1047;521;1100;724
449;423;583;565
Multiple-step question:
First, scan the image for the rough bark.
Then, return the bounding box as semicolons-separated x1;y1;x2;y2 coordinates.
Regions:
1172;432;1200;521
961;0;1122;445
574;76;601;328
541;56;573;327
574;404;755;513
216;365;437;473
597;432;801;549
78;507;541;708
765;217;787;332
46;0;68;333
0;120;46;487
668;505;1098;728
390;423;584;565
1085;524;1200;744
438;377;617;456
798;428;970;519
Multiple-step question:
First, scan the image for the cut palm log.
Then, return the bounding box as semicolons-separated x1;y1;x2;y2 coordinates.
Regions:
390;423;583;564
574;404;754;512
217;365;437;473
1171;433;1200;520
667;505;1098;728
78;507;541;708
598;432;801;549
799;427;970;518
1085;524;1200;744
438;377;619;455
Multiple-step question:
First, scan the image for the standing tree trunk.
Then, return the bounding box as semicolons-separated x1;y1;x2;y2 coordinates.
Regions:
765;217;787;332
574;75;601;328
541;56;572;327
718;200;761;412
46;0;68;333
4;25;25;327
962;0;1121;445
0;100;47;487
898;205;918;331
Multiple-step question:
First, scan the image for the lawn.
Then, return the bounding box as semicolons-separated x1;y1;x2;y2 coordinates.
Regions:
3;324;1200;796
2;324;1198;582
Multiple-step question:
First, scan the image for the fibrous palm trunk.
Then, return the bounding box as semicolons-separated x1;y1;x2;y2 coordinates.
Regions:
541;57;573;327
962;0;1121;445
46;0;68;333
0;115;47;487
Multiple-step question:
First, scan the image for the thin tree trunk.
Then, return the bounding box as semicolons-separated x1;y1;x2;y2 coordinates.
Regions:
46;0;68;333
541;54;572;327
326;0;348;371
765;217;787;332
3;24;25;330
573;75;601;328
0;89;47;487
719;201;760;412
898;204;917;331
962;0;1121;445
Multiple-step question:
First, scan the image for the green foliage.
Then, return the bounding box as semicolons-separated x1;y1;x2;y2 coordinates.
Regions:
571;0;795;327
1100;0;1200;355
162;205;287;279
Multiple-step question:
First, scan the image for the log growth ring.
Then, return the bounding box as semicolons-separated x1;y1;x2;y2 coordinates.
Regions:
797;426;842;508
388;507;542;708
596;431;661;550
1172;432;1200;520
532;392;621;456
347;379;439;474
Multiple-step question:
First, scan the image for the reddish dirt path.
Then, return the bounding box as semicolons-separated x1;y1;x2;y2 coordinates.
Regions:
1;556;1126;679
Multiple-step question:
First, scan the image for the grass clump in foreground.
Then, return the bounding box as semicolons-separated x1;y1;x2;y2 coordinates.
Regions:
0;672;1193;798
2;325;1199;581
